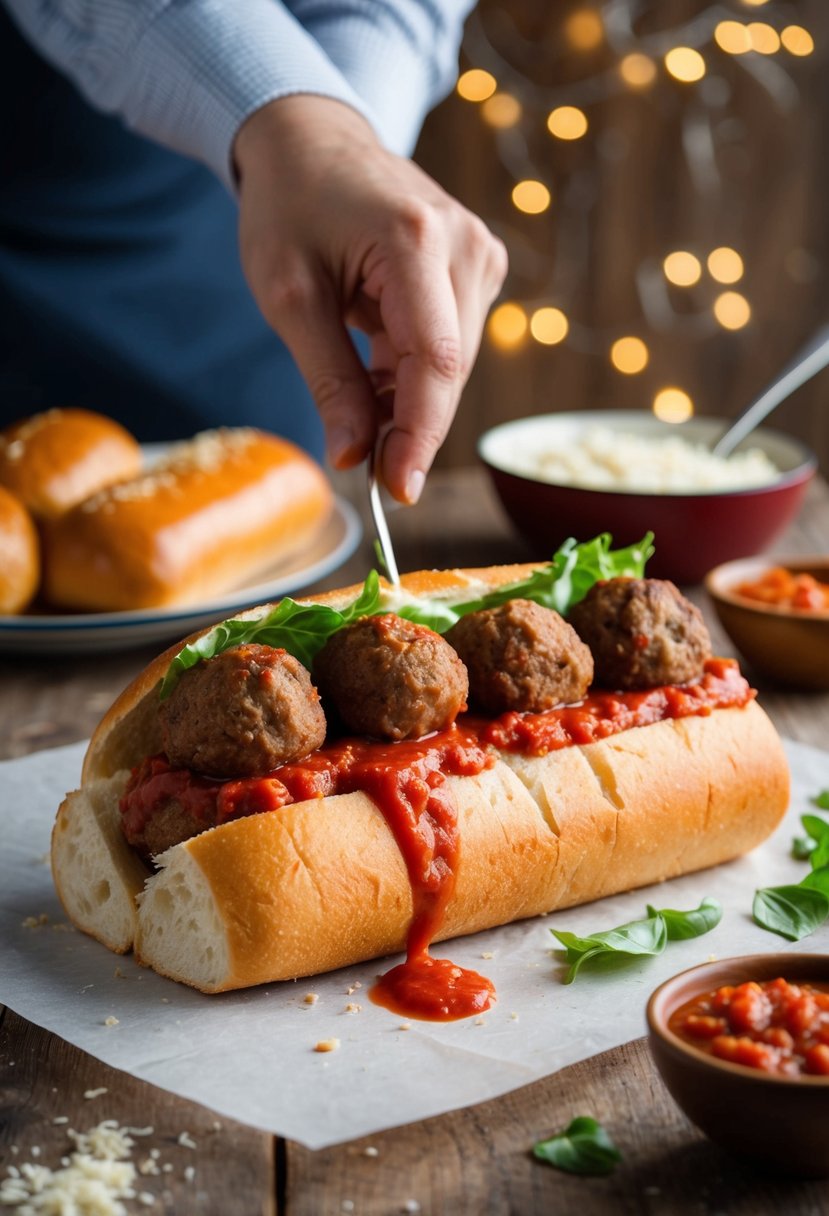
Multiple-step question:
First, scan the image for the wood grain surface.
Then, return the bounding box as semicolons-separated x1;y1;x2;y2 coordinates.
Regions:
2;466;829;1214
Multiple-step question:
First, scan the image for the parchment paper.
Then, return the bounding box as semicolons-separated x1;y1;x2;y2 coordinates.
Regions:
1;738;827;1149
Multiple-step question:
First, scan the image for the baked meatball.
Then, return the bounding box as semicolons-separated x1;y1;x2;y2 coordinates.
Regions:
568;577;711;690
159;643;326;777
445;598;593;714
313;613;468;740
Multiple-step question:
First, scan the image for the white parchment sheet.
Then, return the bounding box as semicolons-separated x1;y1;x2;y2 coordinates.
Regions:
1;738;827;1149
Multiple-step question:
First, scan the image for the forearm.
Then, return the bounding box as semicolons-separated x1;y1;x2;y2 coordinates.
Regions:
1;0;378;188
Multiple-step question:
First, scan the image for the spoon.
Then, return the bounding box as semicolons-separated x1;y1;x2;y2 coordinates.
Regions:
367;382;401;586
711;322;829;457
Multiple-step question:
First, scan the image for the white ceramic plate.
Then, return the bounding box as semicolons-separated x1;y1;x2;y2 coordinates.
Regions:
0;495;362;655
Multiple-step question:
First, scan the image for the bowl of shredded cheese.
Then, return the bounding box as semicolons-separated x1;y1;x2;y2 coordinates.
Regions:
479;411;816;583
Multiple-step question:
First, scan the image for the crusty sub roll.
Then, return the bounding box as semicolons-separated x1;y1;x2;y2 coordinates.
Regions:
41;428;333;611
0;408;142;523
0;485;40;614
51;565;790;993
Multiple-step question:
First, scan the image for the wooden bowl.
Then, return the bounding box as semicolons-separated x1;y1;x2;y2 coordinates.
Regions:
647;954;829;1178
705;555;829;689
479;412;816;585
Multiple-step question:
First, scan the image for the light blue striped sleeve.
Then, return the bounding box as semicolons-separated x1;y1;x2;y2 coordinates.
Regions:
1;0;472;191
284;1;475;156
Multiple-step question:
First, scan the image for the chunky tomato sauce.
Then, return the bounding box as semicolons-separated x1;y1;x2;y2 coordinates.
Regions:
121;658;752;1021
669;978;829;1078
735;566;829;613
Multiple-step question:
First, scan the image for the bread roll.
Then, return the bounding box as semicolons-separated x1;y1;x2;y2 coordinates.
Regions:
0;485;39;614
51;564;790;992
0;408;141;523
41;428;334;611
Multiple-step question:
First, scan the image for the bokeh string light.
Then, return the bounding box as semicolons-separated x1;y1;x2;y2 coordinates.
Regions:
458;1;818;422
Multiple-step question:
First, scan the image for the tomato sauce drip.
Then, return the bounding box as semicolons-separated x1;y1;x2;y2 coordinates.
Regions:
121;658;753;1021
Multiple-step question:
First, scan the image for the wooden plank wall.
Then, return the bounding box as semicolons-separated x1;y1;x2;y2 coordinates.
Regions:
414;0;829;475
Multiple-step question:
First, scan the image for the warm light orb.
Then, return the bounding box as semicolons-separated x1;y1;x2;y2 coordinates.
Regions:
512;180;552;214
547;106;589;140
610;336;649;374
530;307;569;345
714;21;752;55
714;291;751;329
653;388;694;424
619;52;658;88
740;0;771;6
481;92;523;129
663;251;703;287
456;69;497;103
487;303;528;350
781;26;815;56
664;47;706;82
748;22;781;54
707;247;744;284
565;9;604;51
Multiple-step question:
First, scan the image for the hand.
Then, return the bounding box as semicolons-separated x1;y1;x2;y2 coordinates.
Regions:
233;96;507;503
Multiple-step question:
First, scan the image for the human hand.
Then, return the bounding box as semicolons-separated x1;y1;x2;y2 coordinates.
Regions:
234;95;507;503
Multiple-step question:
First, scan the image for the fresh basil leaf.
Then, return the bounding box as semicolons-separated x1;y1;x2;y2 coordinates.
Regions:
801;814;829;843
810;835;829;872
159;572;383;698
533;1116;622;1176
551;912;668;983
800;865;829;895
160;532;654;695
813;789;829;811
792;835;817;861
752;883;829;941
646;897;722;940
448;532;654;622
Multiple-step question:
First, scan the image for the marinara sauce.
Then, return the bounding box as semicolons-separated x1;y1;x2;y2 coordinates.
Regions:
735;566;829;613
121;658;753;1023
669;978;829;1077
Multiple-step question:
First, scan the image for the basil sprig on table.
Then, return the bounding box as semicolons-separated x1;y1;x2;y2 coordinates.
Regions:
551;897;722;984
533;1116;622;1176
159;531;654;698
755;806;829;941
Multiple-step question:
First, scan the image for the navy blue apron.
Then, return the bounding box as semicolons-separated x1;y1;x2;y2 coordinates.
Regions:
0;8;325;457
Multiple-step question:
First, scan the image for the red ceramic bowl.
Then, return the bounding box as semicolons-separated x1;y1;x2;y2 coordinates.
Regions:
647;954;829;1178
479;412;816;584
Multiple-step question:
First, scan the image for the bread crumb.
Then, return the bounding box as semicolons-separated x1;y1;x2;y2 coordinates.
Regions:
184;1165;196;1182
344;1003;362;1014
342;1201;355;1212
363;1146;379;1158
114;967;125;978
31;1146;41;1157
138;1192;156;1206
162;1163;174;1173
21;913;49;928
481;952;494;959
474;1017;485;1026
83;1087;108;1100
139;1157;161;1176
304;992;319;1005
402;1202;421;1214
52;1116;69;1126
707;954;718;962
104;1016;120;1027
314;1038;340;1053
177;1132;197;1150
399;1023;411;1032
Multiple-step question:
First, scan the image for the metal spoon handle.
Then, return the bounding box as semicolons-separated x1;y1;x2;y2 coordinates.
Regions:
712;322;829;458
368;428;401;587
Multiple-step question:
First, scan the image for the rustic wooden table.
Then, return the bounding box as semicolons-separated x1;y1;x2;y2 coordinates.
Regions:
2;467;829;1215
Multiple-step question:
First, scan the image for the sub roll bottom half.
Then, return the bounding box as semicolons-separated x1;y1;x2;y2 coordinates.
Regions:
51;567;790;997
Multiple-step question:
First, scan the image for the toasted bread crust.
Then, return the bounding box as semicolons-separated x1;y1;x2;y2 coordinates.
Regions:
55;565;790;992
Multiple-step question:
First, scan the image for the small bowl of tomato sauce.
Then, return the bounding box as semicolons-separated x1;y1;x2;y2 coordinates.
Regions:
647;954;829;1177
705;555;829;689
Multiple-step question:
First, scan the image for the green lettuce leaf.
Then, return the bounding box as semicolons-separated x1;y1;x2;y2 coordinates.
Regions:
159;532;654;697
